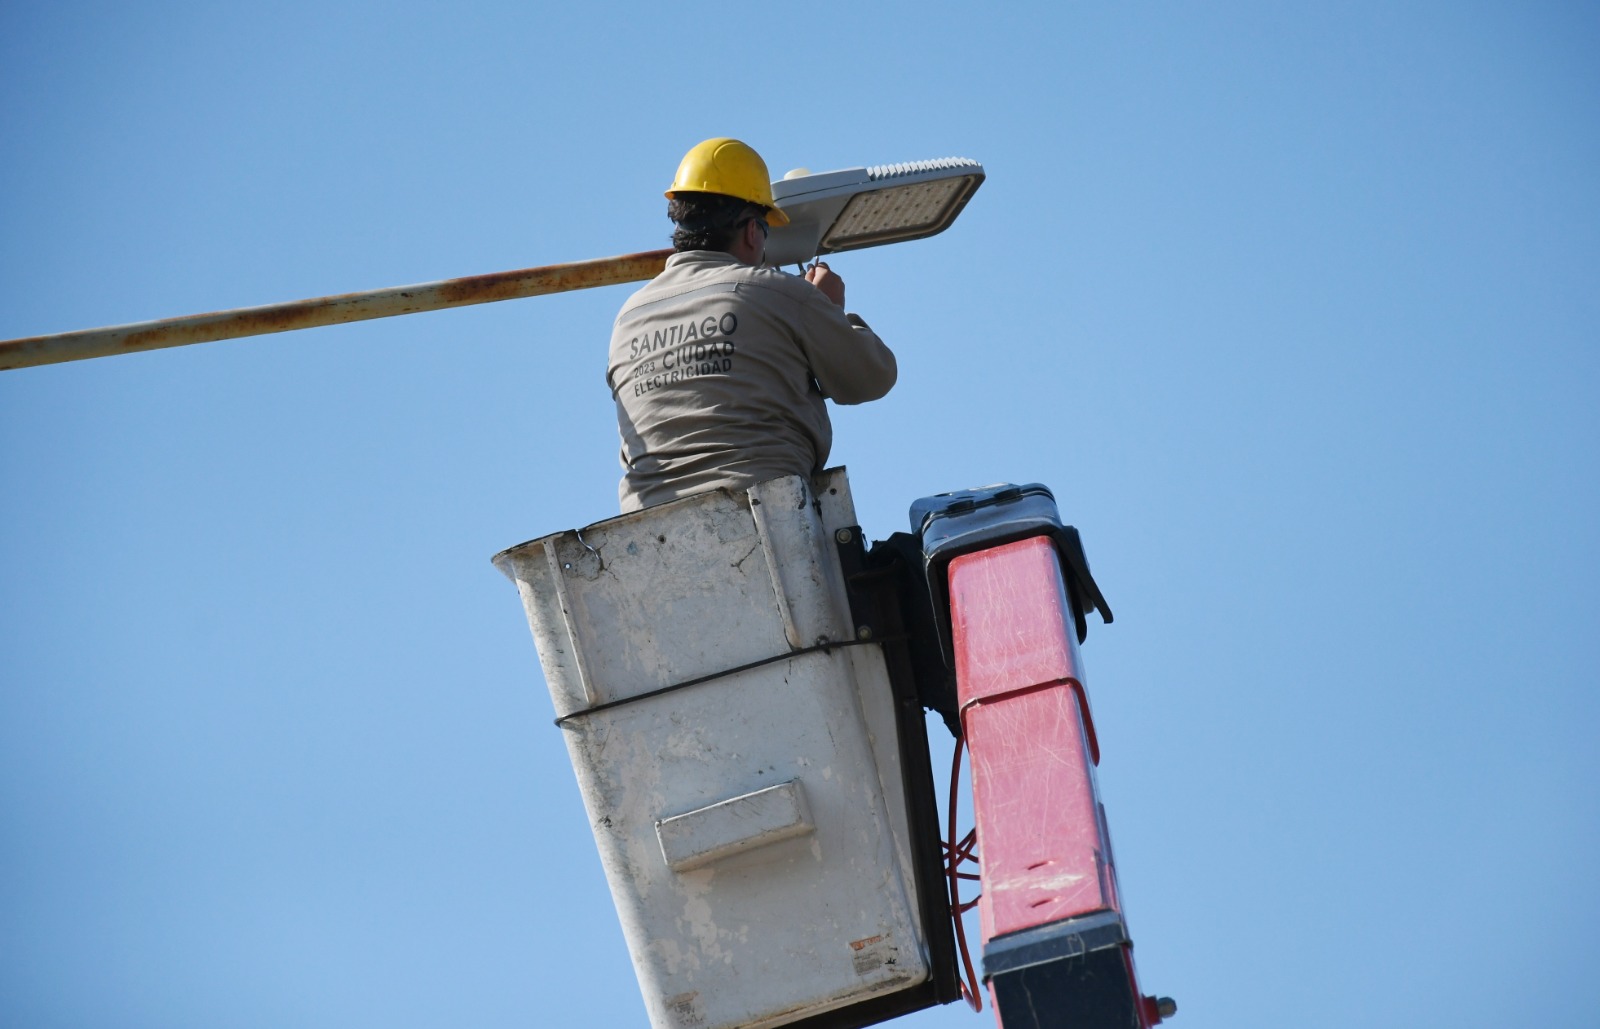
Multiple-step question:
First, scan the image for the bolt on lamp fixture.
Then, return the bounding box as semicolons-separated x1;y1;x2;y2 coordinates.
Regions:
763;158;986;268
0;155;985;371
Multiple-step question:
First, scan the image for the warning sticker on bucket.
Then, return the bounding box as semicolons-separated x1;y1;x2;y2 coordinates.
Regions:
849;933;898;976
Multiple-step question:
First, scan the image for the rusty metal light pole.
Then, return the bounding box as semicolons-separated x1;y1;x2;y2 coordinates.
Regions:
0;249;671;372
0;157;983;373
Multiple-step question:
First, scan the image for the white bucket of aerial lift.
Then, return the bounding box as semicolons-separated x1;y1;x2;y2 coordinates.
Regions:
493;469;930;1029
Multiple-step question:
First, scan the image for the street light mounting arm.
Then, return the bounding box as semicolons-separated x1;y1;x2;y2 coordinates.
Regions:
1;156;984;372
0;248;672;372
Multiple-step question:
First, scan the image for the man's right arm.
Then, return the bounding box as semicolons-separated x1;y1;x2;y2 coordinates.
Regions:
790;264;897;405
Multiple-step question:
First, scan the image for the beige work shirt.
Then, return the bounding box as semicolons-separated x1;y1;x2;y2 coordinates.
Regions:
608;251;897;512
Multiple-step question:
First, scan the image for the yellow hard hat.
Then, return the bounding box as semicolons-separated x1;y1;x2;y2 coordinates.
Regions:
665;138;791;227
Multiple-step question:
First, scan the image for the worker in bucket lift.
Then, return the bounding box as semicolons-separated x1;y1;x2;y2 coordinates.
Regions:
607;138;898;512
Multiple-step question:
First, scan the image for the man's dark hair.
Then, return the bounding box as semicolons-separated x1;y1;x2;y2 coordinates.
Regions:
669;193;764;253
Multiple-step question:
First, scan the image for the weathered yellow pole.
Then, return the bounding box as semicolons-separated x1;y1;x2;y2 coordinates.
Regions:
0;249;671;372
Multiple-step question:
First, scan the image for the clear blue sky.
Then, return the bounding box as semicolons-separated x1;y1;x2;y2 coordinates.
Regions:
3;4;1596;1027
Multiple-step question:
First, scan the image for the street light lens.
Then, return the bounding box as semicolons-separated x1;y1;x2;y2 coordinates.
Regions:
821;176;980;251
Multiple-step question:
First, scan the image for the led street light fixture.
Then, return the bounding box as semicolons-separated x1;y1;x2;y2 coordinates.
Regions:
763;158;985;267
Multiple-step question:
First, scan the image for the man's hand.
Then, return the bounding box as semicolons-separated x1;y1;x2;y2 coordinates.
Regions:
805;261;846;308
